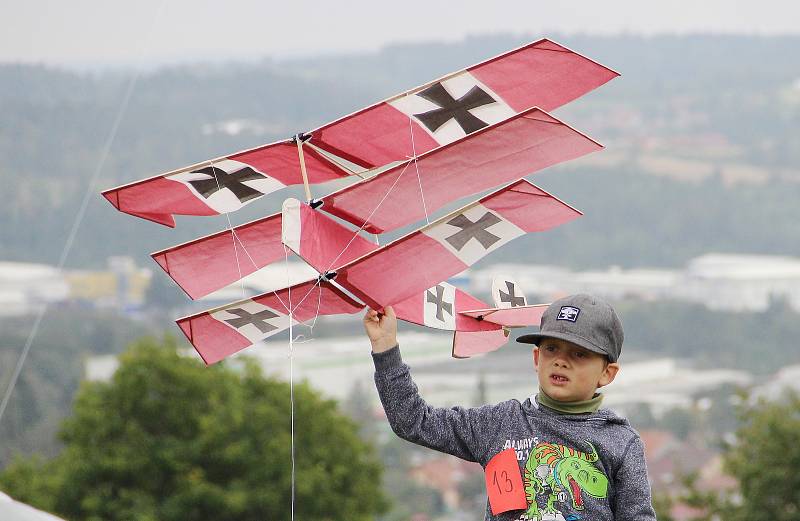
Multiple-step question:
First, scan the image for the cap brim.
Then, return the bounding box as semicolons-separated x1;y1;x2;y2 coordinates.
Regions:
516;331;613;361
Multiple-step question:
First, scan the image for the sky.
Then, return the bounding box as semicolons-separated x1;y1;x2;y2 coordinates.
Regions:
2;0;799;68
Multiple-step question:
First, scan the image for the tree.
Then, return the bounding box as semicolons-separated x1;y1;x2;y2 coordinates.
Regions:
0;336;388;521
676;391;800;521
721;391;800;521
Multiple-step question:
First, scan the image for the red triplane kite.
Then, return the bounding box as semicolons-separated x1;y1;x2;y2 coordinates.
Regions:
102;38;618;364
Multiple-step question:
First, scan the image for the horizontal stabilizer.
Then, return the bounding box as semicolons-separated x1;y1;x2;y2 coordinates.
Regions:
459;304;548;328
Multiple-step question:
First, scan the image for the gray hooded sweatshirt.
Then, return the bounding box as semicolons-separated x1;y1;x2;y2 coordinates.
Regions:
373;346;657;521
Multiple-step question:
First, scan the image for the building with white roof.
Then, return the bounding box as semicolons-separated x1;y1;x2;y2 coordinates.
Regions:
472;253;800;312
0;262;69;316
677;253;800;311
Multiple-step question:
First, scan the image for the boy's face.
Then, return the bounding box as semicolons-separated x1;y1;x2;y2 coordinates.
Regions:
533;337;619;402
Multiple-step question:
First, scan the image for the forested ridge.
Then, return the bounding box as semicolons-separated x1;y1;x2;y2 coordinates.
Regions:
1;33;799;268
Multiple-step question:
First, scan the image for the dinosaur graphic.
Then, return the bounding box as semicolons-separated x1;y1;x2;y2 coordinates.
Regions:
523;441;608;521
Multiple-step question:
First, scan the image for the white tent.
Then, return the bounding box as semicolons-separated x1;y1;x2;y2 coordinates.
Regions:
0;492;66;521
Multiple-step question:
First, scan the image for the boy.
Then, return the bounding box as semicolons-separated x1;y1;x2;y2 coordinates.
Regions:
364;294;657;520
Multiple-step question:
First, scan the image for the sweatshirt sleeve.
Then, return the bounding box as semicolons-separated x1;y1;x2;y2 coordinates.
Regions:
373;345;496;464
612;435;658;520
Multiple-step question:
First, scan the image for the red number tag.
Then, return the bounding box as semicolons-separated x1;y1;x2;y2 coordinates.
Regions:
485;448;527;514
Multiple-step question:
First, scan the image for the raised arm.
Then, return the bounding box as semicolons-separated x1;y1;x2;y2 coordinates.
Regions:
365;307;497;463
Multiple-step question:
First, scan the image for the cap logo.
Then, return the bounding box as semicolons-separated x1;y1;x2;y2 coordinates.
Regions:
557;306;580;322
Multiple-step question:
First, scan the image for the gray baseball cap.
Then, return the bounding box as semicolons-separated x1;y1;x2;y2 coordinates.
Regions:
517;294;624;362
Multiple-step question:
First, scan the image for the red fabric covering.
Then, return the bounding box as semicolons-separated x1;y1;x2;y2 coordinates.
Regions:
103;39;615;227
392;286;499;332
471;39;618;113
313;38;616;168
282;199;380;274
103;177;216;227
321;108;598;234
459;304;548;328
102;142;346;227
335;179;581;309
177;279;363;364
452;329;510;358
151;213;287;300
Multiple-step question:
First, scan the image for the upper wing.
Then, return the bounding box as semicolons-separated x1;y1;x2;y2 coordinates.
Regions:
312;38;617;168
102;145;346;227
102;39;615;226
333;179;582;309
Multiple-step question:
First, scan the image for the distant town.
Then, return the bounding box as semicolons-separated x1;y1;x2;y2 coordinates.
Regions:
5;252;799;317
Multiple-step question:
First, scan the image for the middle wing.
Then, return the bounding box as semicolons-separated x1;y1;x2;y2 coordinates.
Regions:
320;107;600;233
333;179;582;309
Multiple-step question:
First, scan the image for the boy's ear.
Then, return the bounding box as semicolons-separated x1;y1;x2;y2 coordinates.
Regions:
598;362;620;388
533;347;539;369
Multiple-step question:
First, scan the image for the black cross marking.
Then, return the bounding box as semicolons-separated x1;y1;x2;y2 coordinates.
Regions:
499;281;525;307
426;285;453;322
413;82;497;135
187;166;267;204
445;212;503;251
223;307;280;334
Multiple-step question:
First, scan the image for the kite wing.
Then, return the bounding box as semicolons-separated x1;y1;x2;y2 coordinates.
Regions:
154;104;596;300
452;329;510;358
176;278;363;365
334;179;582;309
102;39;615;227
281;198;380;275
320;108;600;233
151;213;288;300
102;145;346;227
312;38;617;168
392;282;500;332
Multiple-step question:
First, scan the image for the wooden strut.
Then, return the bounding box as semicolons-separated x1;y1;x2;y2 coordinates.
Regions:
295;136;312;202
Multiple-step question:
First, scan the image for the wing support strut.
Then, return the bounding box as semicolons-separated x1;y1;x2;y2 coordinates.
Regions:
293;132;313;202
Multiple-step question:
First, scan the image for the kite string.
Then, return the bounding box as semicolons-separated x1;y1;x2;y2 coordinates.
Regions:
0;0;168;428
285;245;296;521
316;160;414;277
291;106;432;313
209;160;248;301
288;158;416;314
407;93;430;226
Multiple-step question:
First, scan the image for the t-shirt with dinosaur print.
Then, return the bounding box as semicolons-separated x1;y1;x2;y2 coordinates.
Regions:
373;346;657;521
